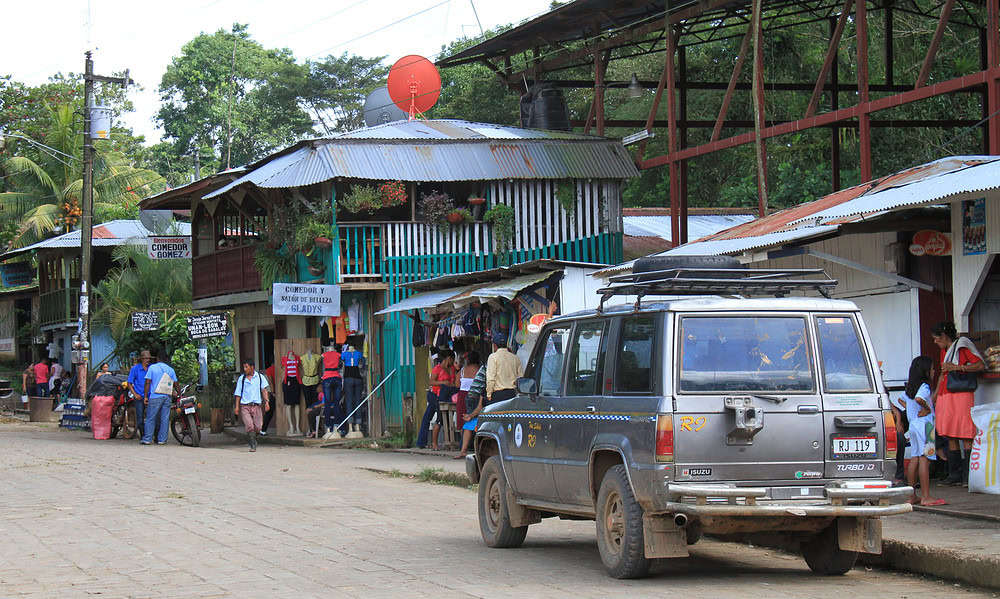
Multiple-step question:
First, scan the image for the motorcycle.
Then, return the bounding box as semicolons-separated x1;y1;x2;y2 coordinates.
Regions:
169;384;202;447
109;380;141;440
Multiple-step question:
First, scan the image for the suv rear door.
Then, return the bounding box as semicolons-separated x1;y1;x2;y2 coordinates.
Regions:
672;312;826;484
814;313;886;479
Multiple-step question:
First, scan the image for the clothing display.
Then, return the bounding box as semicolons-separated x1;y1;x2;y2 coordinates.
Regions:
342;348;365;379
300;350;321;386
281;352;301;385
322;350;342;379
282;380;301;406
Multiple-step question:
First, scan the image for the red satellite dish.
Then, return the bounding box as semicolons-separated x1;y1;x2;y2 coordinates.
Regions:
387;55;441;120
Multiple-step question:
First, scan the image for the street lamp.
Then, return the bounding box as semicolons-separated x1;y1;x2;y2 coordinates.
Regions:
628;73;642;98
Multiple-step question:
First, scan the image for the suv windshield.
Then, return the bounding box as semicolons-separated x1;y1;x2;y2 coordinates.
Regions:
679;316;814;392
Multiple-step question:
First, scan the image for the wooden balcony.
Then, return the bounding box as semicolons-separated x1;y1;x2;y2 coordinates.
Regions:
193;246;260;300
40;288;80;327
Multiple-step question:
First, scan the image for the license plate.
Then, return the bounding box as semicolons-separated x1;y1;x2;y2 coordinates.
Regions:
184;406;196;414
831;435;877;458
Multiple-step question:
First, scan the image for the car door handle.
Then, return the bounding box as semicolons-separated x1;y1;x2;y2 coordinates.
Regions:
586;405;597;413
797;405;820;414
834;415;877;427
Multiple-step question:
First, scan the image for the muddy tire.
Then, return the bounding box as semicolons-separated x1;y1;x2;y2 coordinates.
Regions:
595;464;650;579
478;455;528;548
802;524;858;575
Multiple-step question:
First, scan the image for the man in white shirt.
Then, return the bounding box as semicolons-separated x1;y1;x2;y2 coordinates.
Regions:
233;359;270;452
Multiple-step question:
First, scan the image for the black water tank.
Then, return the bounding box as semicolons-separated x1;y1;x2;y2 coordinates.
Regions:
519;84;571;131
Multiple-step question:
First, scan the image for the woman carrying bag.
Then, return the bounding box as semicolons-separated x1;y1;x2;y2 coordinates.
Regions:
931;321;985;485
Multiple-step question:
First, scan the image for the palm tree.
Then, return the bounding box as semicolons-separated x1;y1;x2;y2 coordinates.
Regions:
0;103;163;248
93;244;193;342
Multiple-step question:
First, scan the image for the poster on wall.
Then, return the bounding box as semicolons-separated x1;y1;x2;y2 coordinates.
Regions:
962;198;987;255
1;262;32;287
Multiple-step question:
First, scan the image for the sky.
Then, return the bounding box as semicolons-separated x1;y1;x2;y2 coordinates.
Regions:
2;0;551;144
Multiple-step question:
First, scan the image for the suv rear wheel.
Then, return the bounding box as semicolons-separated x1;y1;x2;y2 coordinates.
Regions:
478;455;528;548
801;523;859;575
596;465;650;578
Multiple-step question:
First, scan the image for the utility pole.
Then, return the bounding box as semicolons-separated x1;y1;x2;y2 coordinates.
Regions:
75;51;131;399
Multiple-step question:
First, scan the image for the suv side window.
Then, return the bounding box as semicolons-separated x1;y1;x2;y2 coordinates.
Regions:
566;321;607;396
614;315;656;394
815;315;873;393
533;325;572;396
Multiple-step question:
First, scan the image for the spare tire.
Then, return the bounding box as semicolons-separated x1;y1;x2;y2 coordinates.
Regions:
632;255;744;282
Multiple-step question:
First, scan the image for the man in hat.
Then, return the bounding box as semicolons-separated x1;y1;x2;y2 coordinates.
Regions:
485;332;522;404
233;358;271;452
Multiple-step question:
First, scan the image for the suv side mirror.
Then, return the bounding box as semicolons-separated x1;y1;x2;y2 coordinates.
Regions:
517;377;538;396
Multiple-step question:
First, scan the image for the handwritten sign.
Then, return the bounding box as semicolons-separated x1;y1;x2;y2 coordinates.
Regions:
147;236;191;259
185;313;229;340
130;311;161;332
272;283;341;317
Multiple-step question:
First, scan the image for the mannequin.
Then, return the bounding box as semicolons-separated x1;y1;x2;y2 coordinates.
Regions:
300;347;321;431
342;343;366;438
281;350;303;436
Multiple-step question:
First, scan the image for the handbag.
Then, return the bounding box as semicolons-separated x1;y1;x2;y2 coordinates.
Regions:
945;342;979;393
947;371;978;393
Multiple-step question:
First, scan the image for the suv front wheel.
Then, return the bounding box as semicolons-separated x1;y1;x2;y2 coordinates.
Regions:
596;465;650;578
478;455;528;548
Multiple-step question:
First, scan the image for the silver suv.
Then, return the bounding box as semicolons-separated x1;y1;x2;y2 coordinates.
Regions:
466;257;912;578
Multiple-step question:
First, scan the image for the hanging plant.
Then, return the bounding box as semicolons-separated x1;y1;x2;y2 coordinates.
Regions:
419;191;455;232
294;218;330;253
377;180;408;207
340;184;382;213
254;245;297;291
446;208;472;225
485;204;515;263
555;180;576;214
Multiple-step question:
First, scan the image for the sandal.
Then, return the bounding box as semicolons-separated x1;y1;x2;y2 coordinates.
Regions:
920;498;948;506
452;453;467;460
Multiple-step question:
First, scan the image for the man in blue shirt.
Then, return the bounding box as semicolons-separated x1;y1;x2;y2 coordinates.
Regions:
127;350;151;440
142;351;178;445
233;358;270;452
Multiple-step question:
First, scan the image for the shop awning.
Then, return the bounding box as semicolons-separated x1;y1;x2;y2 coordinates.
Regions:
376;271;556;316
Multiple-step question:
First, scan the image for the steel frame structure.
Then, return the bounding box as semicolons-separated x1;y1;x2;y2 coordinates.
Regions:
438;0;1000;245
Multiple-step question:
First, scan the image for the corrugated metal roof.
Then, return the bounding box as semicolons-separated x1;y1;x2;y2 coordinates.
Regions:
205;119;638;199
2;220;192;259
377;271;558;315
592;225;839;276
790;156;1000;225
623;215;755;241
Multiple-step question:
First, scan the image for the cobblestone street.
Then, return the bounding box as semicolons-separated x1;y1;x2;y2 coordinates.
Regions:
0;423;994;598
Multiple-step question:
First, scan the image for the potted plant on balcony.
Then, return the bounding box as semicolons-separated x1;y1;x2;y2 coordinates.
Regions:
419;191;455;232
485;204;515;265
378;180;407;208
446;207;472;225
295;219;332;253
254;245;296;291
340;184;382;214
467;195;487;220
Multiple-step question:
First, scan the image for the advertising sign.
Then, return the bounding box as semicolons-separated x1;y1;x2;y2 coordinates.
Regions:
908;230;952;256
130;311;161;332
962;198;987;255
272;283;341;317
1;262;33;287
185;313;229;340
147;236;192;259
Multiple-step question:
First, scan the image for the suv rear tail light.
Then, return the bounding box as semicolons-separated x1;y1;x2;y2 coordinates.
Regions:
883;410;897;459
655;415;674;463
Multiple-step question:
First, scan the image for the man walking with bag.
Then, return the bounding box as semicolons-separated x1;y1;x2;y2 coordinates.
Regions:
142;351;178;445
234;359;270;452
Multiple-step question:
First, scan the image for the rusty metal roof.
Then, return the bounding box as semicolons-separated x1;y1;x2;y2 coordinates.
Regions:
204;120;637;199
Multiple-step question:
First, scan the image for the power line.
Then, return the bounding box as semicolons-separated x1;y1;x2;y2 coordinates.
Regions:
273;0;372;42
307;0;451;59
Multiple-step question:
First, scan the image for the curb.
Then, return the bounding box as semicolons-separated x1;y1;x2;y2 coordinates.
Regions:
912;504;1000;523
222;428;353;448
860;539;1000;590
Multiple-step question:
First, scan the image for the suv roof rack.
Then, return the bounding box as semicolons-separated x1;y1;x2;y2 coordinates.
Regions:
597;267;838;312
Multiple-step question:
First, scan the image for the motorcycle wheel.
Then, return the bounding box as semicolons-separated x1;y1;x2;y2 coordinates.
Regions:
170;413;191;446
121;404;139;440
110;404;124;439
187;414;201;447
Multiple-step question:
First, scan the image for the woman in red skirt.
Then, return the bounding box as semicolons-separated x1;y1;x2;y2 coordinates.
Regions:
932;321;985;485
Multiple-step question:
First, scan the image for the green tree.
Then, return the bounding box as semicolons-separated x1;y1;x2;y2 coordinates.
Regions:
0;103;164;247
431;28;520;125
300;53;388;134
157;24;314;168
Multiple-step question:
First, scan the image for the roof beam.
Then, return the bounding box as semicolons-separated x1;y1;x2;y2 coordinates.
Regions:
805;0;854;118
915;0;957;88
712;27;752;142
